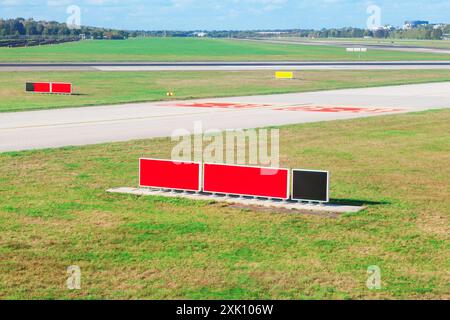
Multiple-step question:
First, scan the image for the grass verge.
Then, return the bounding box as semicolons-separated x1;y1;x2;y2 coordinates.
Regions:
2;70;450;112
0;109;448;299
1;38;450;62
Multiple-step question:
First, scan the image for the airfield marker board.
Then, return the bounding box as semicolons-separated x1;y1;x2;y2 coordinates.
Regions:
139;158;202;192
292;169;330;203
203;163;290;199
25;82;72;94
346;48;368;52
51;82;72;94
346;47;368;59
275;71;294;79
26;82;51;93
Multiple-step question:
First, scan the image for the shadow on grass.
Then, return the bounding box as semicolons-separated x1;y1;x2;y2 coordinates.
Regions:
330;198;390;206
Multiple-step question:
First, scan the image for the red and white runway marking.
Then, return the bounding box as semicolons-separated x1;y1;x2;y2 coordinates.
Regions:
159;102;271;109
274;106;403;113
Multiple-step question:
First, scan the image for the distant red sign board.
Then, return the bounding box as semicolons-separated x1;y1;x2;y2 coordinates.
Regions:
165;102;271;109
26;82;72;94
33;82;51;93
51;83;72;94
275;106;402;113
139;158;202;192
203;163;290;199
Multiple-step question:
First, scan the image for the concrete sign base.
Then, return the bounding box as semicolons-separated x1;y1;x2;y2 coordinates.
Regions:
107;187;365;215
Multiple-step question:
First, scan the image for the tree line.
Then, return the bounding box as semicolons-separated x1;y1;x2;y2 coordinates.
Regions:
134;27;450;40
261;27;448;40
1;17;449;42
0;18;129;39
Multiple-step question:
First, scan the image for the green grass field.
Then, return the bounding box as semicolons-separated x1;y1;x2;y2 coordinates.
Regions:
0;109;448;299
1;38;450;62
2;70;450;112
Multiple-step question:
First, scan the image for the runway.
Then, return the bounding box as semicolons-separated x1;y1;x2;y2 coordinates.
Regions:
242;38;450;55
2;61;450;71
1;82;449;152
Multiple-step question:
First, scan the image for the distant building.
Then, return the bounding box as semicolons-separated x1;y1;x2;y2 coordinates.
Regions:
433;24;446;30
403;20;429;30
373;25;395;31
256;31;288;36
193;32;207;37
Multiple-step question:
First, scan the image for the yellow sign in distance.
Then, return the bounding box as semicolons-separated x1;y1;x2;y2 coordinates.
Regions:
275;71;294;79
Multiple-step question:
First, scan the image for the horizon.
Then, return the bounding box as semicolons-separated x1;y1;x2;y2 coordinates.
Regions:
0;1;449;31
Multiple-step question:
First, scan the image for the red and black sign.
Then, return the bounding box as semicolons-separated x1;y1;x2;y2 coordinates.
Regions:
26;82;51;93
292;170;329;203
138;158;331;203
203;163;290;199
139;158;202;192
26;82;72;94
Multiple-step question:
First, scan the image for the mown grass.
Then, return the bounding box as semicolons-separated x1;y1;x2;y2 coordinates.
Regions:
300;37;450;49
1;38;450;62
2;70;450;112
0;109;449;299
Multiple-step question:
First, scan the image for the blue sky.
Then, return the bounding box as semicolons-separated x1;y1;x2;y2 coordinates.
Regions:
0;0;449;30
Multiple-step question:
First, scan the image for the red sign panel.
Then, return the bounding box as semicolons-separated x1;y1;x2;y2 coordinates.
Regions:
203;163;289;199
26;82;72;94
33;82;51;93
139;158;201;192
52;83;72;94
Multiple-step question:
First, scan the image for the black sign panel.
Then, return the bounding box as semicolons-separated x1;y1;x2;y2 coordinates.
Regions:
292;170;329;202
25;82;35;92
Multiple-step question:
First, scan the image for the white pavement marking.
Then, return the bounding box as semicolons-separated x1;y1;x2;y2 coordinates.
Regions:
1;82;449;152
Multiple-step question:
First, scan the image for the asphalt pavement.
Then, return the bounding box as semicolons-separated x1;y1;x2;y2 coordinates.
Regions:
1;82;449;152
1;61;450;71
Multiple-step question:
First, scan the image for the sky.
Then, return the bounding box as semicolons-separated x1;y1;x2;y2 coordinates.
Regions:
0;0;449;30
